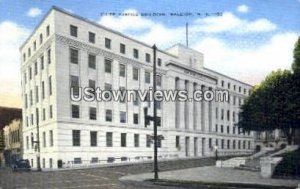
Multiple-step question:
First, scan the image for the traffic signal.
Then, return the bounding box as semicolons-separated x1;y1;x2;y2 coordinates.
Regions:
144;107;150;127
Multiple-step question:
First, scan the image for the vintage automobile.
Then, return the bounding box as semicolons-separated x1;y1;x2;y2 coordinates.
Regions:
11;159;31;172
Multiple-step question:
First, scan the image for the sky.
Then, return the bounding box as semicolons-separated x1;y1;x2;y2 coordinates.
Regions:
0;0;299;108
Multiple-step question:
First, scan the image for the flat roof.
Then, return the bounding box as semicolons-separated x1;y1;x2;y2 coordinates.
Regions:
203;67;253;87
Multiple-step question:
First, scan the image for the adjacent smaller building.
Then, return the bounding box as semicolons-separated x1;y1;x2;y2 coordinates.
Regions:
3;119;23;165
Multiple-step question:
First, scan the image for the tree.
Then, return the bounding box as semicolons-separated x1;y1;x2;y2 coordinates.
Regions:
239;70;297;144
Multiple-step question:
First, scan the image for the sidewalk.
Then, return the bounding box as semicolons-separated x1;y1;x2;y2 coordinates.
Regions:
120;166;300;188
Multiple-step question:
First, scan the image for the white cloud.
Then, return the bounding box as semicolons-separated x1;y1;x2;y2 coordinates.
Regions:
192;12;276;33
237;5;249;13
0;21;30;107
98;9;298;85
99;10;277;43
27;7;42;17
193;32;299;84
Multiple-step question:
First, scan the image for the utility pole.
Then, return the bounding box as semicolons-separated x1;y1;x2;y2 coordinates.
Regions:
152;44;158;181
35;108;41;171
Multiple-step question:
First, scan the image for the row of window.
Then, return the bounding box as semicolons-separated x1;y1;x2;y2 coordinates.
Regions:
220;80;250;95
72;130;161;148
69;25;162;66
24;48;51;85
25;76;52;109
215;108;239;122
25;106;53;127
23;25;50;63
215;124;251;136
70;104;162;125
69;49;163;85
208;138;251;150
25;130;53;150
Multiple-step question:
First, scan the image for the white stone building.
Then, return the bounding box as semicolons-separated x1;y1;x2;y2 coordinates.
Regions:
20;6;254;169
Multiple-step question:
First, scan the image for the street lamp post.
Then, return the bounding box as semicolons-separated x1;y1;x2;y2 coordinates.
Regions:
152;44;158;181
35;108;41;171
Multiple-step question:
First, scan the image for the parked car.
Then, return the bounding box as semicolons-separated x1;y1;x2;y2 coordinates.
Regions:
11;159;31;172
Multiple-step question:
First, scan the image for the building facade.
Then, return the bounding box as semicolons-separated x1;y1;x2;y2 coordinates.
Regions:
3;119;22;165
20;7;254;169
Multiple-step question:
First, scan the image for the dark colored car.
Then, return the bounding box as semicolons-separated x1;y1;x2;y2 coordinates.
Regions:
11;159;31;172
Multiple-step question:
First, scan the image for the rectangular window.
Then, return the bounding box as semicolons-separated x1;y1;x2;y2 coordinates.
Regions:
157;58;162;66
26;136;29;149
156;75;162;86
120;43;126;54
105;58;112;73
106;109;112;122
49;76;52;95
119;64;126;77
133;67;139;80
29;67;32;80
90;131;97;146
121;133;126;147
49;105;53;118
72;104;80;118
133;113;139;124
145;53;150;63
215;124;218;132
25;94;28;108
157;117;161;126
42;81;45;99
71;75;79;96
43;132;46;147
35;86;39;103
133;49;139;58
30;90;33;106
227;126;230;134
88;54;96;69
145;71;150;84
146;135;151;147
72;130;80;146
70;48;78;64
176;136;180;148
46;25;50;36
133;90;139;106
74;158;81;164
120;111;126;123
106;132;113;147
105;38;111;49
91;157;98;164
89;79;96;94
33;41;36;51
41;56;44;70
48;49;51;64
221;125;224;133
49;158;53;168
40;34;43;44
28;48;31;57
157;138;161;148
89;107;97;120
89;32;95;43
70;25;78;37
209;138;212;148
49;130;53;146
134;134;139;147
34;62;38;75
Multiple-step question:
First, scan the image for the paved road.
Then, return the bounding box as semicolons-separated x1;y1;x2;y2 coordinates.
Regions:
0;157;217;189
0;157;263;189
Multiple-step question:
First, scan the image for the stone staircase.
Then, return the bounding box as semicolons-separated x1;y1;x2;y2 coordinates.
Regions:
235;148;283;172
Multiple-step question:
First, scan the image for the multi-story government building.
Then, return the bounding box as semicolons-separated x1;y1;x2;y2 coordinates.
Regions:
20;6;254;169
